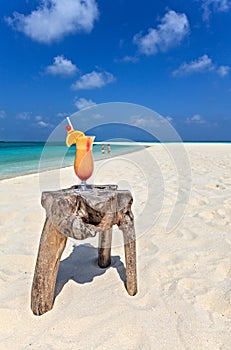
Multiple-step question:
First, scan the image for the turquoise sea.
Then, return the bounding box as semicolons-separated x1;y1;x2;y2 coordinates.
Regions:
0;142;141;180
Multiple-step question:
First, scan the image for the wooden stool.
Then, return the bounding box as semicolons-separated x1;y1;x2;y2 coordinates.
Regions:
31;185;137;315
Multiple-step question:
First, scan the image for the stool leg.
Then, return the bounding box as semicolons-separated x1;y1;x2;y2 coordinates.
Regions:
123;229;137;296
119;212;137;296
98;229;112;268
31;218;67;315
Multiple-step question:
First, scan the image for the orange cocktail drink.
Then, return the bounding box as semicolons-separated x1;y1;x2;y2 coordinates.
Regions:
73;136;95;181
66;124;95;190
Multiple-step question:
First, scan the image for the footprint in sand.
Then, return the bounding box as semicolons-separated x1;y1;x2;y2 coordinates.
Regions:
212;208;230;226
219;176;231;186
190;198;207;207
177;278;208;302
180;228;197;240
212;262;231;281
198;210;216;221
196;283;231;319
0;309;20;338
207;183;226;190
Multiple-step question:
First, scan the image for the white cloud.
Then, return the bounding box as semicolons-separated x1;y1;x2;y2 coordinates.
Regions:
173;55;214;76
173;55;230;77
6;0;99;44
16;112;31;120
35;115;42;121
57;112;68;118
130;115;157;129
37;120;50;127
0;110;6;119
29;115;53;127
71;71;115;90
133;10;189;56
131;115;174;129
115;55;139;63
74;97;96;110
92;113;104;119
201;0;231;21
166;116;173;123
45;55;78;77
217;65;230;77
36;118;54;128
185;114;206;124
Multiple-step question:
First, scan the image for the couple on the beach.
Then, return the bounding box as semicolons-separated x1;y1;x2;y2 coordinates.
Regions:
101;144;111;154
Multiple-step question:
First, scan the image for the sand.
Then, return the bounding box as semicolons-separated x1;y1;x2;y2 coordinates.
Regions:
0;143;230;349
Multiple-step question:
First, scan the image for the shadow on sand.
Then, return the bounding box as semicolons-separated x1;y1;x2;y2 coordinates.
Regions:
54;243;126;299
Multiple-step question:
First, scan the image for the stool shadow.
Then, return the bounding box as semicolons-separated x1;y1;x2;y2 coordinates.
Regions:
54;243;126;298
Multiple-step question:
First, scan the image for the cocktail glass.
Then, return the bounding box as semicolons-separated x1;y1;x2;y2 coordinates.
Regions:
66;125;95;190
73;135;95;190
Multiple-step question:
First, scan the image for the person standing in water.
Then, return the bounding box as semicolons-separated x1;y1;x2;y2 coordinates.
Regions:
107;144;111;154
101;144;105;154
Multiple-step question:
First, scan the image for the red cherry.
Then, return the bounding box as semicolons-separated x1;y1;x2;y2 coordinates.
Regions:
66;125;72;131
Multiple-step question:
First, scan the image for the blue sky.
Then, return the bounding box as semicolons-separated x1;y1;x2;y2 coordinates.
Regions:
0;0;231;141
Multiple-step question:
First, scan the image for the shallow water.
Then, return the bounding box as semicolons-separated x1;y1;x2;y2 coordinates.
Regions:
0;142;142;179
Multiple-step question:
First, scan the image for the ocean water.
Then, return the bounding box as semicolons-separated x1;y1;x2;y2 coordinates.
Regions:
0;142;141;180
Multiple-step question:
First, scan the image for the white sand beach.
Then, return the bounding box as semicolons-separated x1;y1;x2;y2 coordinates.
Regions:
0;143;231;349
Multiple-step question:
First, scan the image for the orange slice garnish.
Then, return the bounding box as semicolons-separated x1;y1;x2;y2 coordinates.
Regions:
66;130;85;147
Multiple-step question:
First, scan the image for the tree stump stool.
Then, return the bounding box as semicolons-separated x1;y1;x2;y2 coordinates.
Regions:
31;185;137;316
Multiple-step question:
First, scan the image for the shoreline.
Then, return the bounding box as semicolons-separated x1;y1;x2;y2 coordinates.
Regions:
0;143;147;182
0;141;230;182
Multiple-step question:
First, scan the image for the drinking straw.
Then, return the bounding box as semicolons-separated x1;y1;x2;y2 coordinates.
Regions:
66;117;74;129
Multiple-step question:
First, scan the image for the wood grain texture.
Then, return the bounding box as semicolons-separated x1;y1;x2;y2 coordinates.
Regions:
31;218;67;315
31;185;137;315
